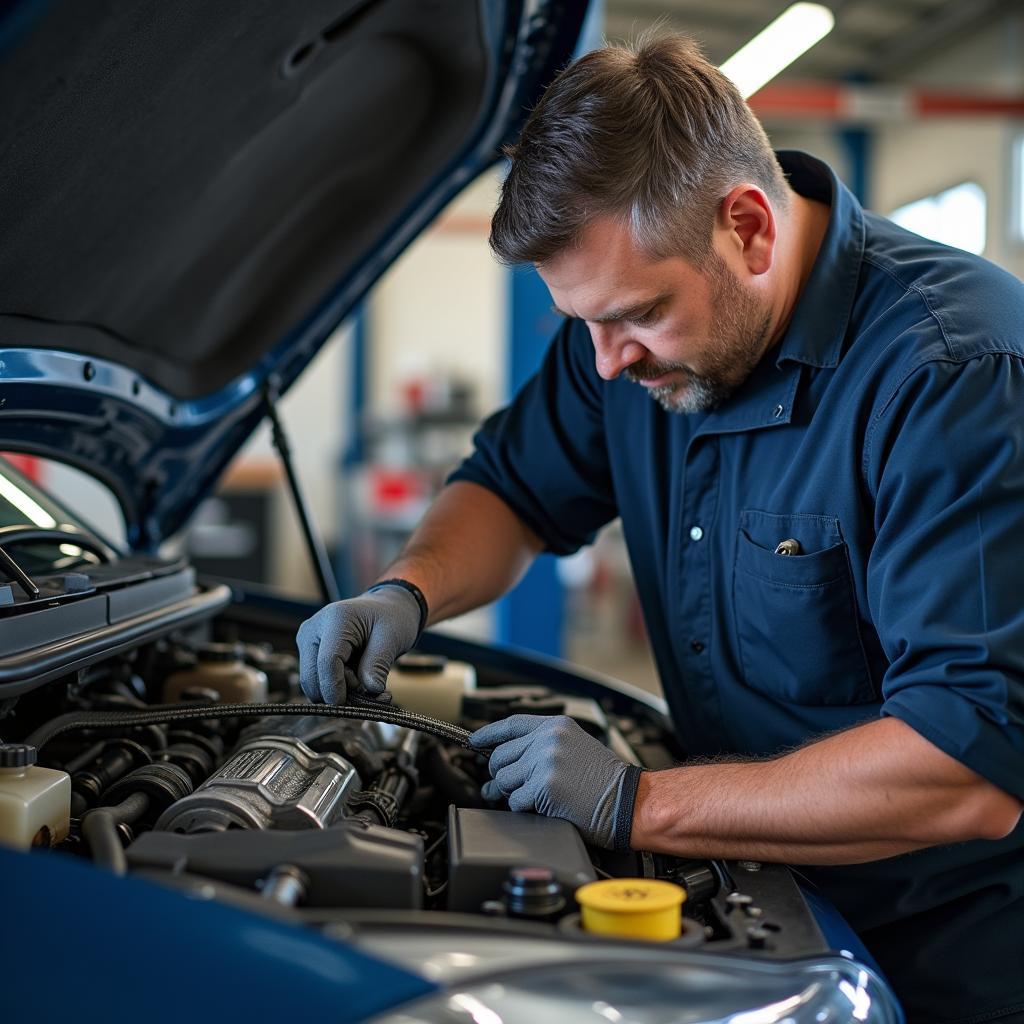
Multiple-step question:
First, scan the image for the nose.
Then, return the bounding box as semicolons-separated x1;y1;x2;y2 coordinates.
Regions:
589;322;645;381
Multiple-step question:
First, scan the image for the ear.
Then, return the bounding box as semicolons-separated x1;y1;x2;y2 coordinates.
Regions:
717;185;776;275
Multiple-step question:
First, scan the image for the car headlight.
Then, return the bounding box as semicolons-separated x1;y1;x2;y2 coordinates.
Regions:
349;927;902;1024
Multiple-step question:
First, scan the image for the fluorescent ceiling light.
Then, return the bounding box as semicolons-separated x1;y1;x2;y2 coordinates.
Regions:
0;475;57;529
720;2;835;98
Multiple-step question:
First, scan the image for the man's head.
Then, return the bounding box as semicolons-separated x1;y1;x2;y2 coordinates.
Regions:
490;34;793;413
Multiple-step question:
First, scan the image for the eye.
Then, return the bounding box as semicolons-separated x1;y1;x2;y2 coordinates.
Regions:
629;307;660;328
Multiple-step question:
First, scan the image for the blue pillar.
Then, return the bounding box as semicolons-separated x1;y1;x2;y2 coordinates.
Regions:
838;76;873;208
495;0;604;656
495;272;566;655
839;126;872;207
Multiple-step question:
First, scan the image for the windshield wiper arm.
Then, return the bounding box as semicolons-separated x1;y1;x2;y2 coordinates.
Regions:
0;544;40;599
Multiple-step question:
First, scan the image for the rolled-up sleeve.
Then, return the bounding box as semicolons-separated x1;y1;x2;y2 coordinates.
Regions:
448;319;618;556
866;352;1024;799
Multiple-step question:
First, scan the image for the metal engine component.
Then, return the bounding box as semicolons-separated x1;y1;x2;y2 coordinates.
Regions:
234;714;389;781
154;734;361;833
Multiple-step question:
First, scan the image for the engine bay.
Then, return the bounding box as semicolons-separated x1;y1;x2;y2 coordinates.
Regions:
1;610;830;960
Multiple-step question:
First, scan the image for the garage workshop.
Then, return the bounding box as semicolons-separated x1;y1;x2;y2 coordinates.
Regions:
1;2;1022;1022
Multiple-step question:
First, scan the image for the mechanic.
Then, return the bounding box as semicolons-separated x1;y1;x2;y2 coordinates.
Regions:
298;35;1024;1024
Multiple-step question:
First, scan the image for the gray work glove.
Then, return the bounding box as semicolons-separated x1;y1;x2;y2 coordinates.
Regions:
470;714;642;850
296;585;422;704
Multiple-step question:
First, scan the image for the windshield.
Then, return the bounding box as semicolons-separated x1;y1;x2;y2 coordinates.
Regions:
0;457;112;576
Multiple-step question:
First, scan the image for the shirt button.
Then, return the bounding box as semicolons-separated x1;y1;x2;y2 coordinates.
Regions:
691;640;705;653
689;526;704;542
773;404;785;418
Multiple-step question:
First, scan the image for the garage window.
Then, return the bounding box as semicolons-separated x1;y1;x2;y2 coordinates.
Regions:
889;181;987;256
1013;135;1024;244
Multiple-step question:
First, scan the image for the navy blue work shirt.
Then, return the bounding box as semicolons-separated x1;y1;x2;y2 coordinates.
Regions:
451;152;1024;1023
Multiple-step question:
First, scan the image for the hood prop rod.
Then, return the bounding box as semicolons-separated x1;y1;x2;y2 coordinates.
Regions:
263;381;340;605
0;544;40;599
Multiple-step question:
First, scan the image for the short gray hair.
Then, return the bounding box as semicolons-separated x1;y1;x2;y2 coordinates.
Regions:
490;33;790;267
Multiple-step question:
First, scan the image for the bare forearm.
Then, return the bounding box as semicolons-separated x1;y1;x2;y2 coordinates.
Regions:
378;481;543;625
631;717;1022;864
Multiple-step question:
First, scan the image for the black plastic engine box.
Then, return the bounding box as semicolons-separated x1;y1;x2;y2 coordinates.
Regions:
447;806;596;913
127;822;424;908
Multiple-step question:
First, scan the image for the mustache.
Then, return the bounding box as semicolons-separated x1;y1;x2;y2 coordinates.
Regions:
623;359;691;383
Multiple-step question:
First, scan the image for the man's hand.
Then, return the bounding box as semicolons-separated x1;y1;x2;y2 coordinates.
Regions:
470;715;642;850
296;585;422;704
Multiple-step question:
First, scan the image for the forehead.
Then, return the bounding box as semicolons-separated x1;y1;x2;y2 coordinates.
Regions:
538;216;705;318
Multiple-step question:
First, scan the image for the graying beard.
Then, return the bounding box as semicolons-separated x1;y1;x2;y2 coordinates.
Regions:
649;375;725;414
655;307;773;414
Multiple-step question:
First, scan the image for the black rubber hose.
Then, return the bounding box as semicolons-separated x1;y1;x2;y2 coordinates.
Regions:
422;739;486;809
80;791;150;875
26;697;473;753
61;740;107;774
72;744;138;810
351;730;420;827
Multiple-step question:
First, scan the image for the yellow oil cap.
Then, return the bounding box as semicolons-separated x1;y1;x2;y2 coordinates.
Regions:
576;878;686;941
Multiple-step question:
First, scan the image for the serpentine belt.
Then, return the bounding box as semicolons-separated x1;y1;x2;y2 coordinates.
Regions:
25;695;474;753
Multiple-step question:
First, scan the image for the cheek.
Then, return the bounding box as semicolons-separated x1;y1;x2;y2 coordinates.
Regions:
649;323;696;363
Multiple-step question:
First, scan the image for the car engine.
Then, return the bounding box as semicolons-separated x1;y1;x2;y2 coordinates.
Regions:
2;621;831;959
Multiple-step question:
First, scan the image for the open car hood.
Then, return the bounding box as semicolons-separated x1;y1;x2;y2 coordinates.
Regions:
0;0;586;547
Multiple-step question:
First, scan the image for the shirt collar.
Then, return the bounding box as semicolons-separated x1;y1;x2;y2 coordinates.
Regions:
772;150;866;370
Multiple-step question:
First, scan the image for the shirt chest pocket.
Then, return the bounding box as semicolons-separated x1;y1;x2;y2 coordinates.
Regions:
732;510;877;705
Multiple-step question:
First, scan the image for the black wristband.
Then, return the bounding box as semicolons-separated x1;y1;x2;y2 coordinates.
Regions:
368;578;429;639
613;764;643;852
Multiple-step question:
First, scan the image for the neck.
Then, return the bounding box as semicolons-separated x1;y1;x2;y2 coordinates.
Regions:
767;191;831;348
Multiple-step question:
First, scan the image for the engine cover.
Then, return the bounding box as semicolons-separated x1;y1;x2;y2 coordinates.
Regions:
127;824;425;909
447;806;596;913
154;735;361;833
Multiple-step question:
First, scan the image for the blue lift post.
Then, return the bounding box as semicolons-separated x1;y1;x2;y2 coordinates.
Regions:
839;74;873;208
839;125;872;207
495;269;566;655
496;0;604;656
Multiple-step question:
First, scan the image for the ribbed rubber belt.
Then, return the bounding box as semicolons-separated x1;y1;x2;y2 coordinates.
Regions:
26;695;473;753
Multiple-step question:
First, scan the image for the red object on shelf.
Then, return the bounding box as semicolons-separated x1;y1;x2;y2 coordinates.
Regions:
368;466;426;512
402;379;427;414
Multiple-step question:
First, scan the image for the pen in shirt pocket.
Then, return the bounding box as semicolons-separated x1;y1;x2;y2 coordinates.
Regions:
774;539;802;556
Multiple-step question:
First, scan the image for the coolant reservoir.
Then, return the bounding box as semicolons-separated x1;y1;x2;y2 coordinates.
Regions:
164;642;269;703
576;878;686;941
0;744;71;850
386;654;476;722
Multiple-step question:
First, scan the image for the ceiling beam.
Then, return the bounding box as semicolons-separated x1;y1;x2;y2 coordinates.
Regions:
860;0;1015;76
605;2;791;37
